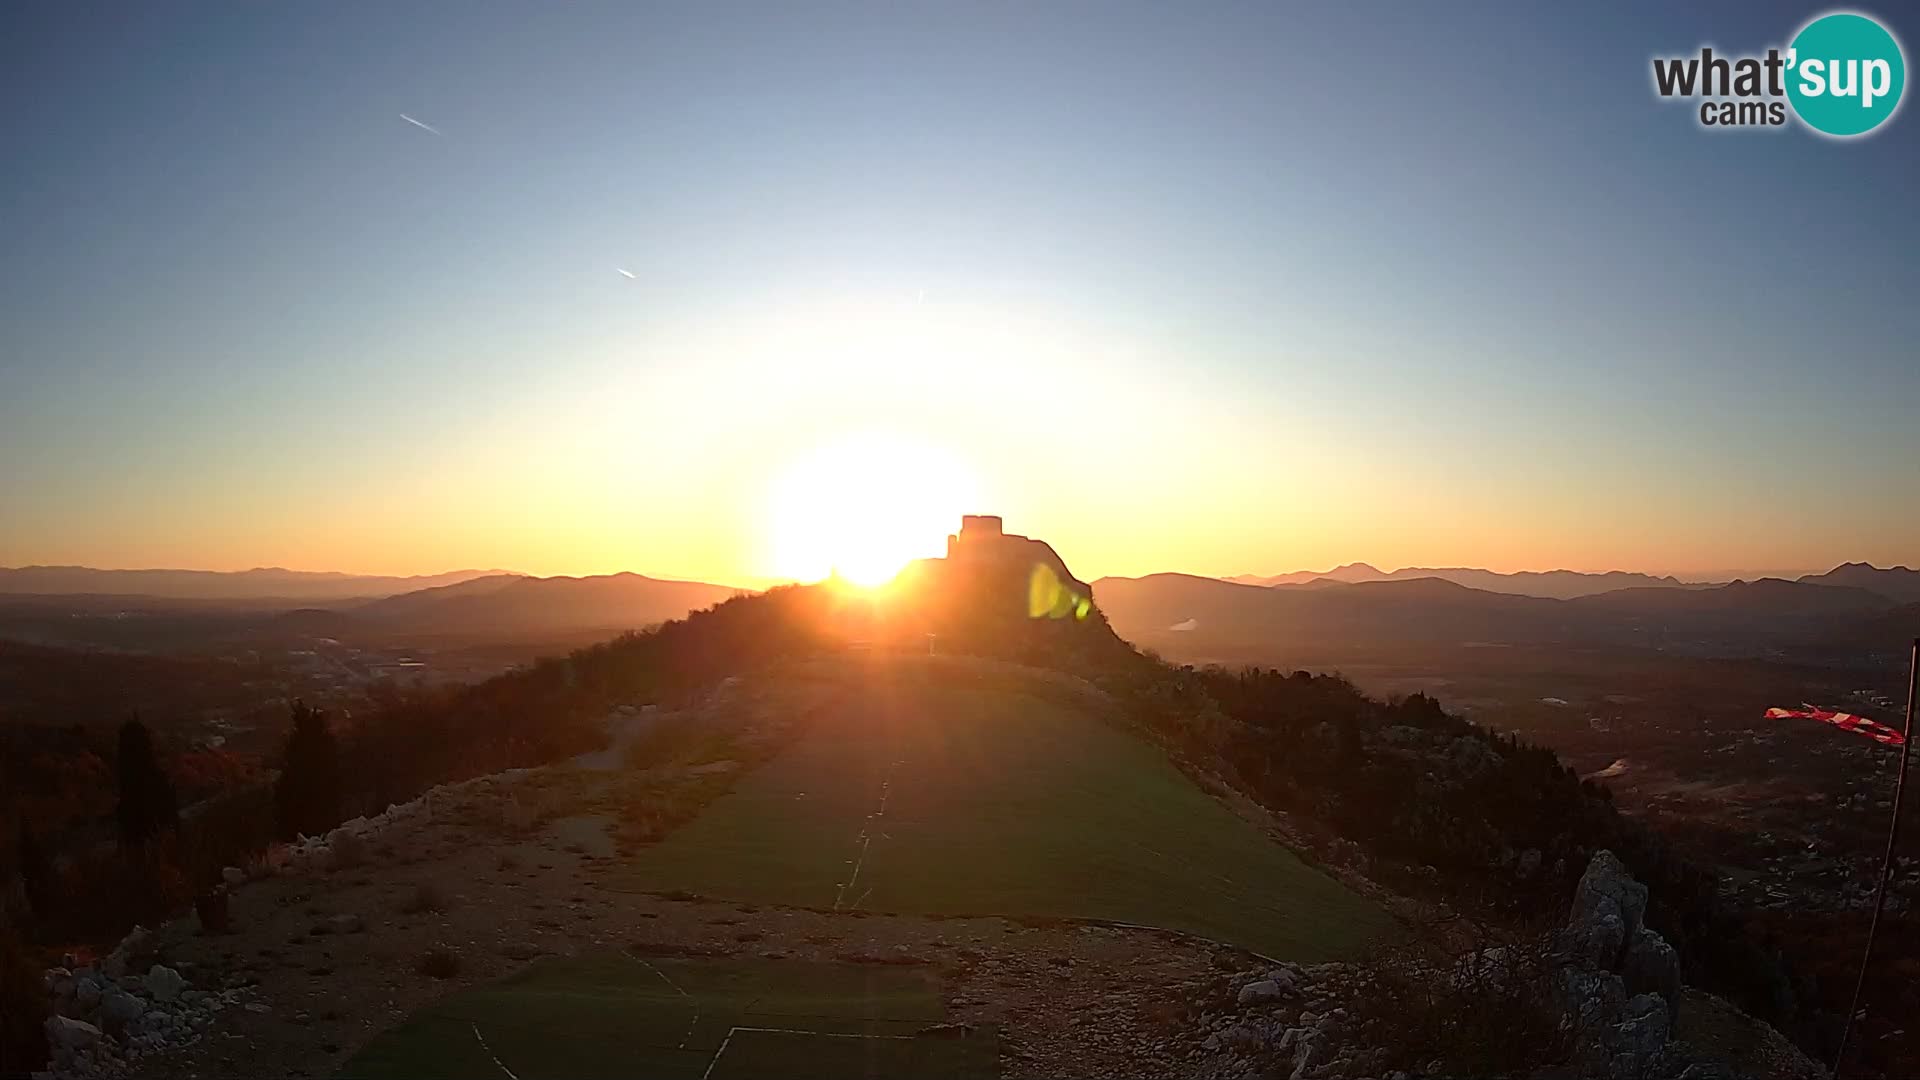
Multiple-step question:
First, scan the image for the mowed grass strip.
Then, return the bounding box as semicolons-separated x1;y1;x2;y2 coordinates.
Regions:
336;954;993;1080
613;661;1396;960
707;1027;994;1080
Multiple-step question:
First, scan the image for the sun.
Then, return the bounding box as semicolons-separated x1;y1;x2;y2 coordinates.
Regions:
767;433;981;586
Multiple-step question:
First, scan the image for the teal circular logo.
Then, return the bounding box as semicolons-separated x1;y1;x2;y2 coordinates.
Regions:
1787;12;1906;137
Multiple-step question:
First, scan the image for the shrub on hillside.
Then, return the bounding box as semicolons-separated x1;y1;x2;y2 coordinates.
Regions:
166;747;264;805
58;842;191;942
175;782;275;891
0;923;49;1075
1348;933;1574;1077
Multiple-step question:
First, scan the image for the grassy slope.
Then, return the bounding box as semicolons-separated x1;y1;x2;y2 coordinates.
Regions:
338;954;994;1080
616;659;1394;961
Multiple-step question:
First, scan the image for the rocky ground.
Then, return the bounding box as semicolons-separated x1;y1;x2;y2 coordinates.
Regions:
37;756;1260;1080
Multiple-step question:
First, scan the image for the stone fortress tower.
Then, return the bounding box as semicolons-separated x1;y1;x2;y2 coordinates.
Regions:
943;515;1091;600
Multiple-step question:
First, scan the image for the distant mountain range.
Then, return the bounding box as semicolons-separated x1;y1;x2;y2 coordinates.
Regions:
1096;566;1914;658
1225;563;1697;599
1797;562;1920;604
1223;561;1920;604
0;566;513;602
3;559;1910;653
0;567;748;646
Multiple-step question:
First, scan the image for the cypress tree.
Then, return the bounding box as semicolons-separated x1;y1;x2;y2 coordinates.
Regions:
274;701;341;840
114;718;178;848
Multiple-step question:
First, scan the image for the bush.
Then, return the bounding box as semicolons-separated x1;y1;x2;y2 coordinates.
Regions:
1348;933;1574;1077
416;946;461;979
175;782;274;892
0;924;49;1075
43;841;190;944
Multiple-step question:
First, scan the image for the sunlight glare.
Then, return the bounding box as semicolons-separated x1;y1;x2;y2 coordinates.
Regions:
767;433;981;586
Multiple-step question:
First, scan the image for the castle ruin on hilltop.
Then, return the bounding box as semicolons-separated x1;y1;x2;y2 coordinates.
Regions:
861;514;1123;661
944;515;1091;599
932;514;1093;622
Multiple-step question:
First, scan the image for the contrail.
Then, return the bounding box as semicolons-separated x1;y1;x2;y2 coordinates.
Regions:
616;268;636;279
399;113;442;136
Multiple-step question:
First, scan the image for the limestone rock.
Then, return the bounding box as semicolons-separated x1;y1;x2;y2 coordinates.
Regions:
1238;979;1285;1006
146;964;186;1002
1572;850;1648;940
1288;1030;1327;1080
1605;993;1671;1079
100;989;145;1029
1557;966;1628;1032
1569;908;1628;969
1621;926;1681;1014
73;975;103;1011
45;1015;103;1053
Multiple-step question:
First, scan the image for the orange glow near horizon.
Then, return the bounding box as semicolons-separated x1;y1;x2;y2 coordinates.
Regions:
764;432;982;587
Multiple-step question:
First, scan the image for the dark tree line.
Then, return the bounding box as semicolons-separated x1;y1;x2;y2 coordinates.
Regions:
1104;661;1820;1053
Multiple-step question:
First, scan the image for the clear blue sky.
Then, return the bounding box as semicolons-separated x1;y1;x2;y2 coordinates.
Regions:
2;2;1915;581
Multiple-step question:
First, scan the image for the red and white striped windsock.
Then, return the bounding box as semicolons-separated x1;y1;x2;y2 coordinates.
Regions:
1765;704;1906;746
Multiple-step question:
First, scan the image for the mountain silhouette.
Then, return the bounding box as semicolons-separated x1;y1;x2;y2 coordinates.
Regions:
1796;562;1920;604
1095;570;1901;652
0;565;512;602
342;572;746;634
1225;564;1694;599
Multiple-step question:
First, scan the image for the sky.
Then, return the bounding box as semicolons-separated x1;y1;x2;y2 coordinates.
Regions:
3;1;1917;586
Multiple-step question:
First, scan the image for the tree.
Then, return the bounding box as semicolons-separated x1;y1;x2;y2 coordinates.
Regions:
114;718;178;848
274;701;341;840
16;821;52;922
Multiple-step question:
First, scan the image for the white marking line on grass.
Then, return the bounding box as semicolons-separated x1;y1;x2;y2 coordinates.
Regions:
700;1026;915;1080
630;954;702;1049
470;1023;521;1080
832;760;900;911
